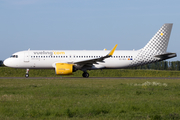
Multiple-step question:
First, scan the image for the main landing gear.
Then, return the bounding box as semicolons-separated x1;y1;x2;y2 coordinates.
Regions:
25;69;29;78
82;72;89;78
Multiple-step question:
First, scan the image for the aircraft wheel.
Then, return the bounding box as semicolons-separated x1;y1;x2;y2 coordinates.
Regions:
25;74;29;78
82;72;89;78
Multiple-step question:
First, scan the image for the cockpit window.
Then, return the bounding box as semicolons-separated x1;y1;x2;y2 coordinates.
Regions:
10;55;18;58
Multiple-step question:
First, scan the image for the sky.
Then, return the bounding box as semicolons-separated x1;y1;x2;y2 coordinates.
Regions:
0;0;180;61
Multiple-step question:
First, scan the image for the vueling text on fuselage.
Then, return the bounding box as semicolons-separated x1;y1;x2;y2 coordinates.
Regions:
33;51;65;56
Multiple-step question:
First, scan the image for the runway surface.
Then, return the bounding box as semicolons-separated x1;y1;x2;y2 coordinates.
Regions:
1;77;180;79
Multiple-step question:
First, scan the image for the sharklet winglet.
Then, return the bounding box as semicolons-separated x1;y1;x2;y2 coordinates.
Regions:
108;44;118;56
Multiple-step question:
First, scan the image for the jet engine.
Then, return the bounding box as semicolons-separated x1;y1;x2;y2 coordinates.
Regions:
55;63;76;75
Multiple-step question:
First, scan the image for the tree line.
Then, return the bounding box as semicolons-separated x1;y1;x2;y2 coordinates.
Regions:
0;60;3;66
132;61;180;70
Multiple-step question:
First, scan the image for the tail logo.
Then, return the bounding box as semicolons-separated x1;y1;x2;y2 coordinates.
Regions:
130;23;173;67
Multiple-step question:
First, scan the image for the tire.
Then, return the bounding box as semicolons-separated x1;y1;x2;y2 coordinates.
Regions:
82;72;89;78
25;74;29;78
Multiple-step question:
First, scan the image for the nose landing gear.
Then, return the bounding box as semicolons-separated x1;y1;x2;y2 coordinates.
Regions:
25;69;29;78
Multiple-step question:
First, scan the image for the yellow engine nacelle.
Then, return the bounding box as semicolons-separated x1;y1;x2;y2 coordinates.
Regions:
55;63;74;75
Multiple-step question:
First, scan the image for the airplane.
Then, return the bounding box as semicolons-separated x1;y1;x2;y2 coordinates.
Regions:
3;23;177;78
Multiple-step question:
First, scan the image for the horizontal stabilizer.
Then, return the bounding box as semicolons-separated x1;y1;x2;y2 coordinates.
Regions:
154;53;177;60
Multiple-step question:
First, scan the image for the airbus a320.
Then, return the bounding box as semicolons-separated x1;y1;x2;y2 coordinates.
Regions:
4;24;177;78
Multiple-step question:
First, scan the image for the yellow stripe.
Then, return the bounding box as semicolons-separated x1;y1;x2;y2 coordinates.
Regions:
108;44;118;56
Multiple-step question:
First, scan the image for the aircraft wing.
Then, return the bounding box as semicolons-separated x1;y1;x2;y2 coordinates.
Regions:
74;44;118;65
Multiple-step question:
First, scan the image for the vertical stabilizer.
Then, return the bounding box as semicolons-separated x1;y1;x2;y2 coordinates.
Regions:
130;24;174;66
142;23;173;54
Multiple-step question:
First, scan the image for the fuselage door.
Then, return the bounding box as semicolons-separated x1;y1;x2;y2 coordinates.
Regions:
24;52;29;62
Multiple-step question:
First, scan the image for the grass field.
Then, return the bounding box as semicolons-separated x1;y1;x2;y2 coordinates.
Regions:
0;78;180;120
1;67;180;77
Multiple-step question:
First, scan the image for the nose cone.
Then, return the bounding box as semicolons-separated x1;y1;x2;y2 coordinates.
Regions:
3;58;12;67
4;59;9;67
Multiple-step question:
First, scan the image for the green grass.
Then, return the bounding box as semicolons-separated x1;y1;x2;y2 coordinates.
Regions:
0;78;180;119
1;67;180;77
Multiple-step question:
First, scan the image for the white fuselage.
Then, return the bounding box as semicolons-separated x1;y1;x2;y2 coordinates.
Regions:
4;50;139;69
